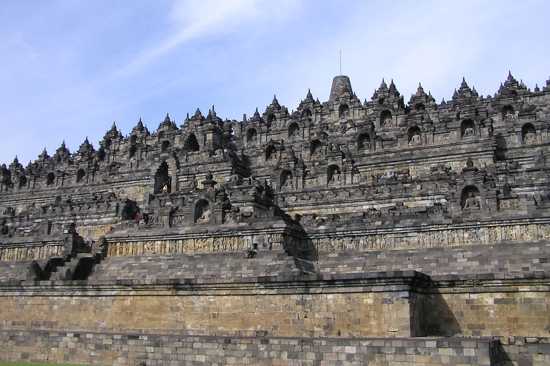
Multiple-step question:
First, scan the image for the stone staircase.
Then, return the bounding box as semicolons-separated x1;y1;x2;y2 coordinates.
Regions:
47;253;97;281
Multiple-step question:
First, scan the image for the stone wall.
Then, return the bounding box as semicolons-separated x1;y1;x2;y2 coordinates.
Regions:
317;241;550;277
417;284;550;338
0;264;549;363
2;240;549;283
1;272;549;340
0;329;497;366
0;260;33;282
496;337;550;366
0;273;419;338
89;251;302;282
310;221;550;253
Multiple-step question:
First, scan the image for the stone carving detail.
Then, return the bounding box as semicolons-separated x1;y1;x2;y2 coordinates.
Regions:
0;72;549;262
522;123;537;144
461;186;480;210
194;199;211;224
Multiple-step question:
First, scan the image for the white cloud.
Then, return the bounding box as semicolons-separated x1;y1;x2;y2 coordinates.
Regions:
262;1;499;107
116;0;299;77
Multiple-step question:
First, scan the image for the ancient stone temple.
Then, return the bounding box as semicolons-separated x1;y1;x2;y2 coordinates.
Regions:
1;73;550;365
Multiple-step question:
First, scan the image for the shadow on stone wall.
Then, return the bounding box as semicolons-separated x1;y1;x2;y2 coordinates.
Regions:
490;339;550;366
490;342;514;366
417;286;462;337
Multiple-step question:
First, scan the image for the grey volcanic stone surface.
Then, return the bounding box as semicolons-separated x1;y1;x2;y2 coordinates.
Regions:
1;73;550;365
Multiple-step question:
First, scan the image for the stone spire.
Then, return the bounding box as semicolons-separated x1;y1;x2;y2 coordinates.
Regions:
379;78;388;91
452;77;478;103
271;95;281;109
39;148;50;161
460;76;468;89
503;71;519;90
329;75;353;102
372;78;401;103
506;70;516;83
296;89;315;110
369;78;404;109
408;82;435;108
497;71;527;97
131;117;148;135
206;105;222;123
104;121;122;141
192;108;204;121
78;137;94;156
159;113;177;130
136;118;144;130
305;89;314;102
416;83;425;96
250;107;262;122
9;156;22;173
388;79;399;96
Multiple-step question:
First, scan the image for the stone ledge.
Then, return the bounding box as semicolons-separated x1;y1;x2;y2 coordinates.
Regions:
0;270;429;297
1;269;549;291
0;327;498;346
0;328;498;366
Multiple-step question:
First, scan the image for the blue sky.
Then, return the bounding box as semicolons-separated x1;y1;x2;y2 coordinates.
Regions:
0;0;549;164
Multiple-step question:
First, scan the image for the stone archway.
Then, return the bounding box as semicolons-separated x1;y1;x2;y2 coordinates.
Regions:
288;123;299;139
246;128;257;144
408;126;422;145
461;185;480;210
194;199;211;224
46;172;55;186
310;140;322;156
154;162;171;194
461;119;475;138
357;133;370;150
339;104;349;119
76;169;86;183
380;110;392;128
280;170;293;189
327;164;341;184
184;133;200;152
521;123;537;144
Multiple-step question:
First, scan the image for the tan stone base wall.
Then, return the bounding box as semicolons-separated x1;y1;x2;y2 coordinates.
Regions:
422;289;550;338
2;278;549;340
0;286;413;338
